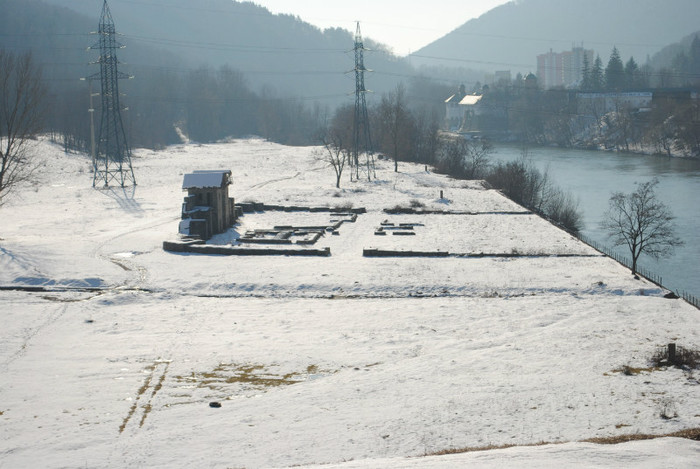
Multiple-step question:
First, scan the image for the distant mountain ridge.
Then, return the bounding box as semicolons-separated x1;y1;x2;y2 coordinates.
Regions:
412;0;700;73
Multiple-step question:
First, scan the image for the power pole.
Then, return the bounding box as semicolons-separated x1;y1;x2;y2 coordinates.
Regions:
352;22;374;181
89;0;135;188
83;78;98;162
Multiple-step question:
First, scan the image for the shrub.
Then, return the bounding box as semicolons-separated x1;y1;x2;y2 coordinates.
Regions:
651;344;700;369
485;159;582;234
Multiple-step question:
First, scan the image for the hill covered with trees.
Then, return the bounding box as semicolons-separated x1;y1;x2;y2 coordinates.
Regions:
0;0;422;149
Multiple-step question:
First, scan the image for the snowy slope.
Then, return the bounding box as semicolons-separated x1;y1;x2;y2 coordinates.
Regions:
0;138;698;468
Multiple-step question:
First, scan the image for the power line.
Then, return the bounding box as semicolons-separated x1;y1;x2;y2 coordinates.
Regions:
123;33;346;54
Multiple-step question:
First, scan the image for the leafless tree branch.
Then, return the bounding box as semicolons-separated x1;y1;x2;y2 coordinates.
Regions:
0;50;46;206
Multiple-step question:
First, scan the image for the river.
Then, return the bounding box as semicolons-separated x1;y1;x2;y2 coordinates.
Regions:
492;145;700;299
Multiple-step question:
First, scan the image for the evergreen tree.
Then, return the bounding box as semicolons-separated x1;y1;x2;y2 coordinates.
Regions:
638;63;652;89
605;46;625;90
581;53;592;91
591;55;604;91
624;57;640;90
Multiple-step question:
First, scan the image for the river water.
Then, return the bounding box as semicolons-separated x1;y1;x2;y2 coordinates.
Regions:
492;145;700;299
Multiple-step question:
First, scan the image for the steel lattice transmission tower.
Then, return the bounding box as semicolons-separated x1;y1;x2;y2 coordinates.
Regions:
89;0;135;187
352;22;375;181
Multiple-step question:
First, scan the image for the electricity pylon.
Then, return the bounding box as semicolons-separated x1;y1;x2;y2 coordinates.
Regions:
89;0;135;188
352;22;374;181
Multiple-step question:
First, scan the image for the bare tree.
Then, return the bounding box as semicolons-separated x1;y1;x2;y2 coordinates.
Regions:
410;109;440;164
0;50;46;206
314;105;356;188
463;138;492;179
436;135;492;180
601;178;683;276
376;83;414;172
603;101;636;152
316;129;349;189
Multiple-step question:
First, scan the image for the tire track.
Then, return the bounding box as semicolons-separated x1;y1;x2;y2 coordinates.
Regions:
90;216;178;291
2;304;68;369
119;360;171;434
238;171;301;199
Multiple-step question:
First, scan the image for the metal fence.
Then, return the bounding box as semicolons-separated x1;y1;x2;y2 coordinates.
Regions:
576;233;699;309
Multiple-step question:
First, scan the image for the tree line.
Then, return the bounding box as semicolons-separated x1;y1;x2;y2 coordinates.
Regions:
46;64;334;153
580;37;700;92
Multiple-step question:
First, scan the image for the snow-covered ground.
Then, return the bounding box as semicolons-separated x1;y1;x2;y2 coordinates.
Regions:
0;138;698;468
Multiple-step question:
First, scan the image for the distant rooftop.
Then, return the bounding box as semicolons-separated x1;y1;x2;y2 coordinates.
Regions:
182;170;232;190
459;95;483;106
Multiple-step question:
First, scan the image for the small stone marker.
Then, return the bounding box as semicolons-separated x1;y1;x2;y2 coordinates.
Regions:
209;401;222;408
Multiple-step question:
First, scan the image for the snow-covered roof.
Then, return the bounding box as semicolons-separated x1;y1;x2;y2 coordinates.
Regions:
182;170;231;190
459;95;483;106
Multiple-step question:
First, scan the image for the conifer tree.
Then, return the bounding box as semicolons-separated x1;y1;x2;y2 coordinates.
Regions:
605;47;625;91
624;57;640;90
591;55;604;91
580;53;592;91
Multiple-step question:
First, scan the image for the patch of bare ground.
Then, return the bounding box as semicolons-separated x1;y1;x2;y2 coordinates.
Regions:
582;428;700;444
425;441;552;457
423;428;700;457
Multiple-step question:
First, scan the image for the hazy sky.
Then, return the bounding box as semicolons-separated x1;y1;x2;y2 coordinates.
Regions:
251;0;511;55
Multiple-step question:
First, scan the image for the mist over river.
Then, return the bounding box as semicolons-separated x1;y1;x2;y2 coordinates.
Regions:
492;146;700;299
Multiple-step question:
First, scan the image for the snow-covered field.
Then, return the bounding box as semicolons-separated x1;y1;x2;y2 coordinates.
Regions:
1;138;698;468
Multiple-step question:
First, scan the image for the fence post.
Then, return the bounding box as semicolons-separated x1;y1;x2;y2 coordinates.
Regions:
668;343;677;365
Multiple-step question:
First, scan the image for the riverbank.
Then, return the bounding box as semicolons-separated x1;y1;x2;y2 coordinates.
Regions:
490;143;700;300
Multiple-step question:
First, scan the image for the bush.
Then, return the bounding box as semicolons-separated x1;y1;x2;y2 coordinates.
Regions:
485;159;583;234
651;344;700;369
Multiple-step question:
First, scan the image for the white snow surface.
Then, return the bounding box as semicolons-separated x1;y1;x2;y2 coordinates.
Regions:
0;138;698;468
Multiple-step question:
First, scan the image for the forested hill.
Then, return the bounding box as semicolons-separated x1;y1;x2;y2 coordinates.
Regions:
649;30;700;72
14;0;414;103
0;0;425;149
412;0;700;73
0;0;96;80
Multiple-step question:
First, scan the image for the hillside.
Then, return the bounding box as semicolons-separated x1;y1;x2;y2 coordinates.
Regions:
28;0;414;102
648;29;700;72
412;0;700;74
0;138;698;467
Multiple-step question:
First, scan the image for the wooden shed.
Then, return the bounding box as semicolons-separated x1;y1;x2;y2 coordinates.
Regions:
179;170;236;239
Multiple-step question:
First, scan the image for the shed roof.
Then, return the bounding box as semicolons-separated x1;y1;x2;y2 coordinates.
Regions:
182;170;231;190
